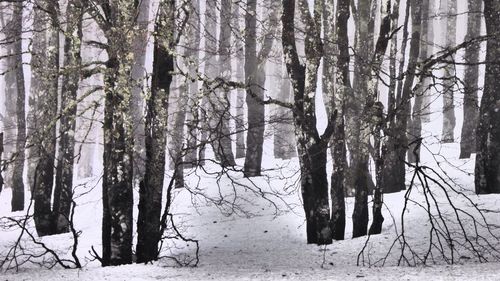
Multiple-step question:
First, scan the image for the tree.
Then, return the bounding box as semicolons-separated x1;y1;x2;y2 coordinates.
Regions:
328;0;349;240
8;1;26;212
130;0;151;182
244;0;279;177
460;0;482;159
408;0;432;163
475;0;500;194
381;0;421;194
273;58;297;160
136;0;175;263
52;0;84;234
32;0;60;237
348;0;377;238
233;2;246;159
440;0;457;143
281;0;335;244
0;132;3;193
184;0;201;167
88;0;139;266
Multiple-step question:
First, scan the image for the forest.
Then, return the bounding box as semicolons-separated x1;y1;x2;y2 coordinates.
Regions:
0;0;500;279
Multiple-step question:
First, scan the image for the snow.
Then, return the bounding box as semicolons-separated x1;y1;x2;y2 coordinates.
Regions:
2;138;500;280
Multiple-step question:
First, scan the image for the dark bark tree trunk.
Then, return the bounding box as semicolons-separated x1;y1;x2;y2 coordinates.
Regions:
282;0;334;245
350;0;377;239
441;0;457;143
97;1;147;266
32;1;60;237
408;0;430;163
244;0;279;177
382;0;421;194
460;0;482;159
366;1;393;236
475;0;500;194
327;0;350;240
136;1;175;263
243;0;260;176
53;1;83;234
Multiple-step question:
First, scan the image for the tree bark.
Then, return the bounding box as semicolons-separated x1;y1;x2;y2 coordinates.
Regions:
53;0;83;234
282;0;334;245
475;0;500;194
136;0;175;263
32;1;60;237
98;1;142;266
460;0;482;159
350;0;376;239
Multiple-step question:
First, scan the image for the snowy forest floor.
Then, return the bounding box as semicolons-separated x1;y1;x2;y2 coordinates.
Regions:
2;142;500;280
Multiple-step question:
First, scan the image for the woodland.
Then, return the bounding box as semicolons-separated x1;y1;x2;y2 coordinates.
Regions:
0;0;500;279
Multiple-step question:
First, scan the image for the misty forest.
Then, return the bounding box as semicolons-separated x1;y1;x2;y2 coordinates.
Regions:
0;0;500;280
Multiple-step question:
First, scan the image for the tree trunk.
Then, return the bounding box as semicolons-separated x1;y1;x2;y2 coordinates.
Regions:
244;0;279;177
350;0;376;239
420;0;435;122
53;1;83;234
99;1;146;265
168;76;186;188
327;0;350;240
408;0;430;163
1;6;16;192
273;61;297;159
0;133;3;193
130;0;151;183
184;0;200;167
382;0;421;194
32;1;60;237
441;0;457;143
233;3;246;159
10;1;26;212
136;1;174;263
243;0;260;176
475;0;500;194
459;0;482;159
282;0;333;245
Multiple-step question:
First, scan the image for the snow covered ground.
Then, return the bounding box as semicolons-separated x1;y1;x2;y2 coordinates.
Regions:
2;141;500;280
